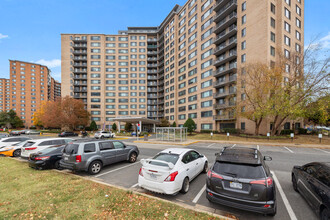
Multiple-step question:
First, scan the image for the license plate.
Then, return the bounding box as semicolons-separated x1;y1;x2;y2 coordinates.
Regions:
230;182;242;189
149;173;157;179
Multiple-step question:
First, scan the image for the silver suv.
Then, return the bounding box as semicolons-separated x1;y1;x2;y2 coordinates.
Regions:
94;131;115;139
59;139;139;175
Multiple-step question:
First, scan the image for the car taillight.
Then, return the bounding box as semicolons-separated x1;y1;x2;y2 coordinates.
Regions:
250;177;273;187
139;168;143;176
164;171;178;182
35;156;50;161
207;170;223;180
25;147;37;150
76;155;82;163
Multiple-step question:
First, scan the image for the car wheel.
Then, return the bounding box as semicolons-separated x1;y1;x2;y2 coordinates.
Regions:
88;161;102;175
292;174;298;192
13;149;21;157
202;161;208;173
54;160;62;170
128;152;137;163
321;208;329;220
180;177;189;194
100;136;104;139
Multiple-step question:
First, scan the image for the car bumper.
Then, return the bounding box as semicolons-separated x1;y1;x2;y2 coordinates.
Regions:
206;188;276;215
59;160;85;171
138;176;181;195
28;160;52;170
0;149;15;157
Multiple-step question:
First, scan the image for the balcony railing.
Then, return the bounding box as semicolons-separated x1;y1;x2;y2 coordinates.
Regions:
213;114;235;120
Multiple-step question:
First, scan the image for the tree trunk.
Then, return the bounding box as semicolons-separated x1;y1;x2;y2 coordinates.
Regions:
272;115;287;135
255;118;263;135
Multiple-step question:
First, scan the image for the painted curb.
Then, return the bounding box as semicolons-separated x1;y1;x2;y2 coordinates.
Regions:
133;140;200;146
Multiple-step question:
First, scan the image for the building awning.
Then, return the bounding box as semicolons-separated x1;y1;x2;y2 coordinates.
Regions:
109;117;160;125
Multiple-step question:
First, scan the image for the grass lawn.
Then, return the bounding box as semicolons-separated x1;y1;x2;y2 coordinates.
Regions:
188;133;330;145
0;158;220;219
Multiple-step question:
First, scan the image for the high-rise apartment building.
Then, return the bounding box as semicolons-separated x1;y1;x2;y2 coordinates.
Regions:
8;60;61;128
61;0;304;133
0;78;11;112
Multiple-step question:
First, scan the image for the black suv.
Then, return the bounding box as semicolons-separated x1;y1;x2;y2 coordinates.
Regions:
206;147;276;216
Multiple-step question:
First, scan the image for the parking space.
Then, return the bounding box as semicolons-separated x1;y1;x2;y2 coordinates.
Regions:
74;141;329;220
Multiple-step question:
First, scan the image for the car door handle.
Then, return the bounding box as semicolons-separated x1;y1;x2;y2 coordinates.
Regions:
196;163;198;165
186;168;189;171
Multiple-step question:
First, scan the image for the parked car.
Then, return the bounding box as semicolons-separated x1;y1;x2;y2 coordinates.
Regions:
0;136;32;148
292;162;330;220
58;131;78;137
94;131;115;139
29;145;65;170
60;139;139;175
0;140;30;157
138;148;208;195
206;147;276;216
20;138;75;159
25;130;41;135
0;134;8;139
9;130;22;136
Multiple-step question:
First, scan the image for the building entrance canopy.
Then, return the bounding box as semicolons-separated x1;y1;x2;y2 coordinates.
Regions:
109;117;160;133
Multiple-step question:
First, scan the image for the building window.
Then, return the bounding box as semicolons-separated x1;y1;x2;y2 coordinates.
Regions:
296;18;301;28
201;124;213;130
285;0;291;6
241;54;246;63
242;2;246;11
296;5;301;16
271;32;275;42
241;28;246;37
241;41;246;50
284;22;291;33
285;8;291;19
270;46;275;56
242;15;246;25
241;122;246;131
271;3;275;14
284;35;291;46
284;49;290;58
296;31;301;41
271;18;275;28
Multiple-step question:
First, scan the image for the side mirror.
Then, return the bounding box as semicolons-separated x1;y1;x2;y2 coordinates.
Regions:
264;156;272;161
199;154;204;158
294;165;302;170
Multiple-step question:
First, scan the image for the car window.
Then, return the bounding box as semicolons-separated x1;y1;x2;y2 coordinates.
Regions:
23;141;35;148
99;142;114;151
182;152;192;164
84;143;96;153
304;165;319;176
39;140;53;146
151;153;179;166
63;144;79;154
2;139;16;142
19;137;30;141
113;141;125;149
64;139;73;143
316;167;330;187
213;162;266;179
190;151;199;160
53;140;65;145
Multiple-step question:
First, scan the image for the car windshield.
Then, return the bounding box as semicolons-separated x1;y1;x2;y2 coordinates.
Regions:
150;153;179;166
39;145;64;154
63;144;79;155
23;141;35;148
213;162;265;179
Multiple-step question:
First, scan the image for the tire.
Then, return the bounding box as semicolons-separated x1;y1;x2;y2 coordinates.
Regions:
202;161;208;173
292;174;298;192
128;152;137;163
54;160;62;170
13;149;21;157
100;136;104;139
180;177;189;194
321;208;329;220
88;161;102;175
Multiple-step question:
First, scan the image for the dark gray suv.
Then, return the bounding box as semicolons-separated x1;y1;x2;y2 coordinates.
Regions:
59;139;139;175
206;147;276;216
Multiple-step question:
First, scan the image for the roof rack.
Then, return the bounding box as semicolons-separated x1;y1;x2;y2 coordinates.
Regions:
215;147;262;165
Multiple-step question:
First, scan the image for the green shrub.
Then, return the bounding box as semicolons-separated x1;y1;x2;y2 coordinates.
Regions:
140;131;149;136
280;129;293;135
221;128;240;134
200;130;219;134
298;128;307;134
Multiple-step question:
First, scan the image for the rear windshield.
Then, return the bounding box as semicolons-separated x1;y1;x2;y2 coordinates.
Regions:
213;162;265;179
150;153;179;166
13;141;27;146
23;141;36;148
63;144;79;155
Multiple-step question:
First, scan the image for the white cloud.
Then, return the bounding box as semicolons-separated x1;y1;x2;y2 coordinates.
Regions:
319;32;330;49
0;33;9;40
34;59;61;68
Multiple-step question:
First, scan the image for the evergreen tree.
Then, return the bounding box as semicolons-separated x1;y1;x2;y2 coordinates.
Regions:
183;118;196;135
90;121;98;131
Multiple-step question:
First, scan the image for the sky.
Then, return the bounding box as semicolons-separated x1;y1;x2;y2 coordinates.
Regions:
0;0;329;82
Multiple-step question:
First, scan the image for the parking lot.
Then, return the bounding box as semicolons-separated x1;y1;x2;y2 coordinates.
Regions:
76;140;330;220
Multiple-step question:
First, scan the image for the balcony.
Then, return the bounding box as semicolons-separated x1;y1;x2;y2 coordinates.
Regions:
147;58;157;61
147;76;157;80
158;73;164;79
214;39;237;56
213;102;236;109
74;94;87;98
74;81;87;86
147;45;158;49
158;80;164;86
214;91;229;99
147;51;158;55
147;82;157;87
214;51;237;67
73;69;87;73
214;25;237;45
214;0;237;22
72;38;87;42
74;76;87;80
147;64;157;68
158;86;164;92
147;70;157;74
213;114;235;121
73;56;87;61
214;12;237;34
73;43;87;48
73;63;87;67
147;38;157;42
158;100;164;105
213;75;237;88
72;50;87;55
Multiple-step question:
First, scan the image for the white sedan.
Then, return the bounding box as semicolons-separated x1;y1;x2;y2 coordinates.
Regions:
138;148;208;195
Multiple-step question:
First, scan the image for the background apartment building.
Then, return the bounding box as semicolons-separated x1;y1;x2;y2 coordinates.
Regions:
61;0;304;133
8;60;61;128
0;78;11;112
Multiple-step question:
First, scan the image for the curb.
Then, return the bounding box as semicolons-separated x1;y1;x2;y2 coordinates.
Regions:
53;169;234;220
133;140;200;146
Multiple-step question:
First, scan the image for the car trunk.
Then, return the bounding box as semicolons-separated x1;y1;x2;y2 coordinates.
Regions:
209;162;268;201
142;162;172;183
62;144;79;163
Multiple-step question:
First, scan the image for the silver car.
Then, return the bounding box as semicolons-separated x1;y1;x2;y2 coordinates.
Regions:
59;139;139;175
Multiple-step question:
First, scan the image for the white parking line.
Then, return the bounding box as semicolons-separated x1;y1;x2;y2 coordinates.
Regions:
231;144;236;148
315;148;330;154
271;171;297;220
130;183;139;188
257;145;260;150
206;143;216;148
284;146;294;153
95;162;139;178
192;184;206;203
